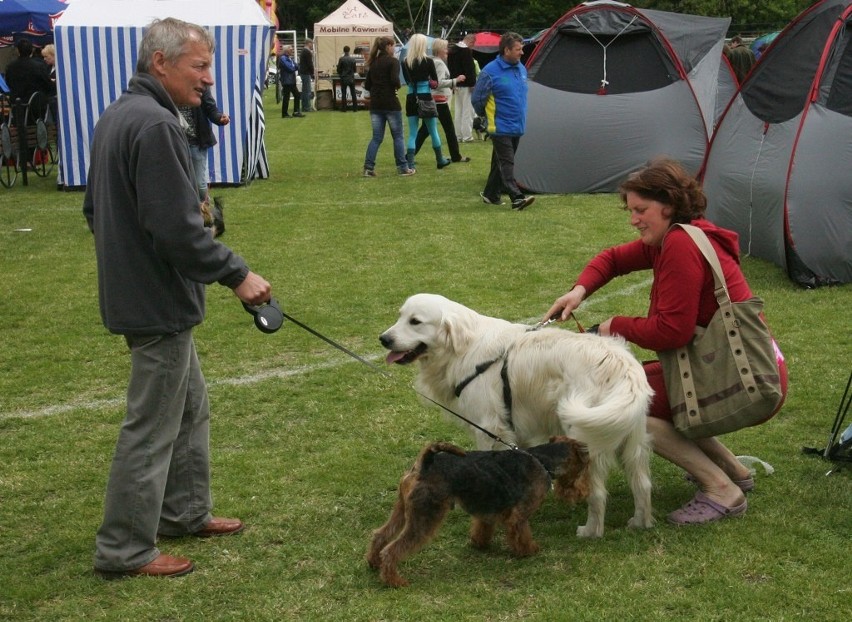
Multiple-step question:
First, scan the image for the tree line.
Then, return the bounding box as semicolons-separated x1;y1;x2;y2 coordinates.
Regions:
274;0;817;39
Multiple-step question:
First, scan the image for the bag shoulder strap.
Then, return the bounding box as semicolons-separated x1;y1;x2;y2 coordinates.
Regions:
672;223;731;309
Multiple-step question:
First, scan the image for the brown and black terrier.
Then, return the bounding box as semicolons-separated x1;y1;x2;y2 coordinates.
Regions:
366;435;589;587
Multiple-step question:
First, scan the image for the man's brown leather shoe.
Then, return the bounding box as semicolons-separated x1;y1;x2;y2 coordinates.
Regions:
193;516;244;537
95;553;194;580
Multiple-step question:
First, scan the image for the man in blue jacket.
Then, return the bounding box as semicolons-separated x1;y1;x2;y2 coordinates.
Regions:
278;45;304;118
472;32;534;210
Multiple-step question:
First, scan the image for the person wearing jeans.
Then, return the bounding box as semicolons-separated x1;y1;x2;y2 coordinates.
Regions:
180;88;230;202
299;39;314;112
362;36;414;177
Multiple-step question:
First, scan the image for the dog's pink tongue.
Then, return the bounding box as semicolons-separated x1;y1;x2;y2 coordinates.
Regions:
385;351;407;364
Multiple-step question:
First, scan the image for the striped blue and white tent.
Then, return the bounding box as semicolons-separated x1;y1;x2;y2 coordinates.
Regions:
53;0;272;188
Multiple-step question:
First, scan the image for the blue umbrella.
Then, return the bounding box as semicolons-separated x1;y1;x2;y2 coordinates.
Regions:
751;31;780;56
0;0;68;38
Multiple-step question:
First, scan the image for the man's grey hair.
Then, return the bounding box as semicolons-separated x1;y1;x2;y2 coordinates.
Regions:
136;18;215;73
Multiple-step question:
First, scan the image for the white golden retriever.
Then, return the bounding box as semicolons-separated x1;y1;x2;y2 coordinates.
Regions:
379;293;655;538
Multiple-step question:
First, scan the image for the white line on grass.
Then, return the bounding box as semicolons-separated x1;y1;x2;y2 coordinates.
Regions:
3;278;651;421
1;357;382;421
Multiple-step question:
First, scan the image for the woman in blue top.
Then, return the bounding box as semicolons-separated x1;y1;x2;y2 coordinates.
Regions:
402;34;450;170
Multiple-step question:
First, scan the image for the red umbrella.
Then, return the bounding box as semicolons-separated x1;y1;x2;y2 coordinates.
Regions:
470;31;502;53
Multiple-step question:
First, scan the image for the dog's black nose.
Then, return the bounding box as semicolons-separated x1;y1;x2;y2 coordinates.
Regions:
379;333;392;348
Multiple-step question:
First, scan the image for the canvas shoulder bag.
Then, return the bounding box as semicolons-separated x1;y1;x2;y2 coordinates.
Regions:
658;224;783;439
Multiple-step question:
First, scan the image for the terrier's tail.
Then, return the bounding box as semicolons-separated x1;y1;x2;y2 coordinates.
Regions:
415;441;466;471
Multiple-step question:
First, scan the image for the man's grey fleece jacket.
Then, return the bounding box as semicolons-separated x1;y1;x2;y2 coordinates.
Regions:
83;72;249;336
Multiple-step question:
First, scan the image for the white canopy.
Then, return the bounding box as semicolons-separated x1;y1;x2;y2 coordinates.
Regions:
314;0;392;89
315;0;392;37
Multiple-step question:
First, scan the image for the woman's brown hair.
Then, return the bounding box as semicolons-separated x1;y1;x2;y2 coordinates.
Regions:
619;158;707;224
367;36;394;67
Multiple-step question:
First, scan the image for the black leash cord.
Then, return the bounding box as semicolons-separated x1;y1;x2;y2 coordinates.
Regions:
281;311;390;376
280;310;518;451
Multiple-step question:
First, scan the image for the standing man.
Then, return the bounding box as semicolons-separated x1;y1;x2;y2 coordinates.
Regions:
299;38;315;112
83;18;272;579
472;32;534;210
448;33;477;143
726;35;756;84
278;45;303;118
336;45;358;112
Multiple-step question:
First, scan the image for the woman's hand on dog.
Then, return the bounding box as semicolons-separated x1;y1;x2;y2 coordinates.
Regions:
596;318;613;336
544;285;587;323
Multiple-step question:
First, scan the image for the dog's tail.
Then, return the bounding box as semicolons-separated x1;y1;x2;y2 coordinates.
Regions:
555;366;653;451
415;442;465;472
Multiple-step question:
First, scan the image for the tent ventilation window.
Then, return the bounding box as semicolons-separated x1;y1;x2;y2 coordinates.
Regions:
573;15;638;94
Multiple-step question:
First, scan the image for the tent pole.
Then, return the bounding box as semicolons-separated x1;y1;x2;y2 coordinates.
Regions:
427;0;433;36
445;0;472;40
366;0;403;43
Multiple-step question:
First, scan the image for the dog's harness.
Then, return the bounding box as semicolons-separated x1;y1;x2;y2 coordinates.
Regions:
450;314;592;436
453;351;515;432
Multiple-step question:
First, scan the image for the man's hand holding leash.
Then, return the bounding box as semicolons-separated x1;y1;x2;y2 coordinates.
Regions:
234;271;271;306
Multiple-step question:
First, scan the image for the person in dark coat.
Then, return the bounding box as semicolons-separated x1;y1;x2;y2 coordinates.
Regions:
4;38;54;119
726;35;756;83
336;45;359;111
362;36;414;177
299;38;315;112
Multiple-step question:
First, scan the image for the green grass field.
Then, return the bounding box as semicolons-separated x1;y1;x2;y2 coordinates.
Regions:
1;87;850;621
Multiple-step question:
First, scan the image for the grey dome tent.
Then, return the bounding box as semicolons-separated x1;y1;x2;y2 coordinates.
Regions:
702;0;852;287
515;1;730;194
